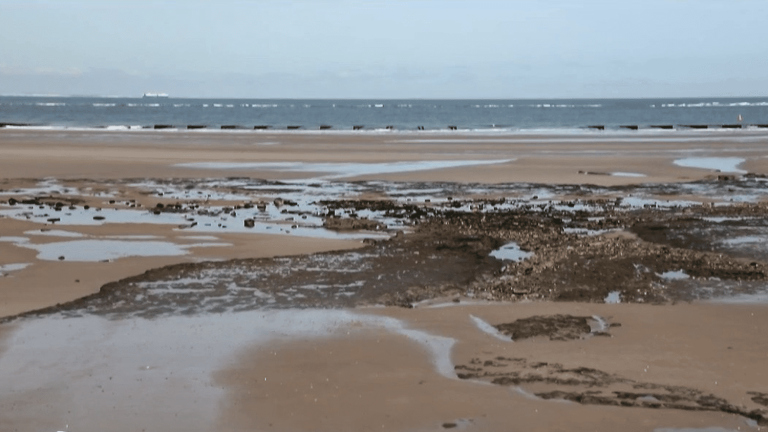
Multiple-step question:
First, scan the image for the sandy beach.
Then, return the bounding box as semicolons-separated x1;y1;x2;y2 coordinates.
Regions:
1;129;767;431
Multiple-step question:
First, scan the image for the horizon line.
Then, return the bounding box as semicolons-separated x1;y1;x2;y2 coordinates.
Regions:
2;94;768;100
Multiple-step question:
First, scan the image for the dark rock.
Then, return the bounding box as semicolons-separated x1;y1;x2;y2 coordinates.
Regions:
324;217;383;231
720;124;742;129
254;125;270;130
244;219;255;228
187;125;207;129
353;125;364;130
620;125;638;130
93;216;105;221
287;126;301;130
153;125;174;129
650;125;674;130
495;315;593;341
8;198;17;205
748;392;768;407
319;125;332;130
588;125;605;130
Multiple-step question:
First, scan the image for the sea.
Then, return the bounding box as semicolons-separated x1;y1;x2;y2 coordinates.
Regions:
1;96;767;133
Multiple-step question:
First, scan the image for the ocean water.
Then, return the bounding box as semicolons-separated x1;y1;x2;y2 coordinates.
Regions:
1;96;767;132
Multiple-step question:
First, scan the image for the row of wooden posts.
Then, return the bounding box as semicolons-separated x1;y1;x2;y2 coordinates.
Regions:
2;123;767;131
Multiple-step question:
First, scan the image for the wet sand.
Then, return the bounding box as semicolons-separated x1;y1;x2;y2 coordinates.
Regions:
215;302;767;432
1;129;768;431
2;129;768;183
0;303;763;432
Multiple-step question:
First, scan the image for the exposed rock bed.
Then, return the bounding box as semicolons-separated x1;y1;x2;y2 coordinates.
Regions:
3;187;767;321
455;356;768;426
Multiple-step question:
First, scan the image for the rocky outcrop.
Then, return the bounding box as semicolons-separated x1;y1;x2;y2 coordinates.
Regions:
323;217;384;231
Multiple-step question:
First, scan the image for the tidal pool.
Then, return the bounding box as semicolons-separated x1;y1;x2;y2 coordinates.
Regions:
489;242;534;262
673;157;746;174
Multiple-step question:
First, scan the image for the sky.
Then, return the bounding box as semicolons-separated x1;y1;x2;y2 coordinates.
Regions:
0;0;766;98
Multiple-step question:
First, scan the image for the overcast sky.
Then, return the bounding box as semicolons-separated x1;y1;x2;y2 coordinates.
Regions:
1;0;766;98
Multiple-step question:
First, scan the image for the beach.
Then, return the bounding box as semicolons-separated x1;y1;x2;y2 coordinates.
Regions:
1;128;767;431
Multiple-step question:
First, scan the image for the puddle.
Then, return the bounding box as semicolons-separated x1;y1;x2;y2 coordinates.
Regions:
605;291;621;304
104;235;163;240
489;242;533;262
659;270;690;281
179;235;221;240
24;229;86;238
706;293;768;304
723;236;763;245
418;299;492;309
0;236;30;243
619;197;700;208
655;428;740;432
0;179;89;197
174;159;514;179
703;217;754;223
612;172;646;178
0;205;389;242
0;263;31;274
12;239;231;262
0;309;456;430
673;157;747;174
470;315;512;342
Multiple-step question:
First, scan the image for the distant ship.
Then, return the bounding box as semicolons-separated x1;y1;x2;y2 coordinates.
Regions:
142;93;169;98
